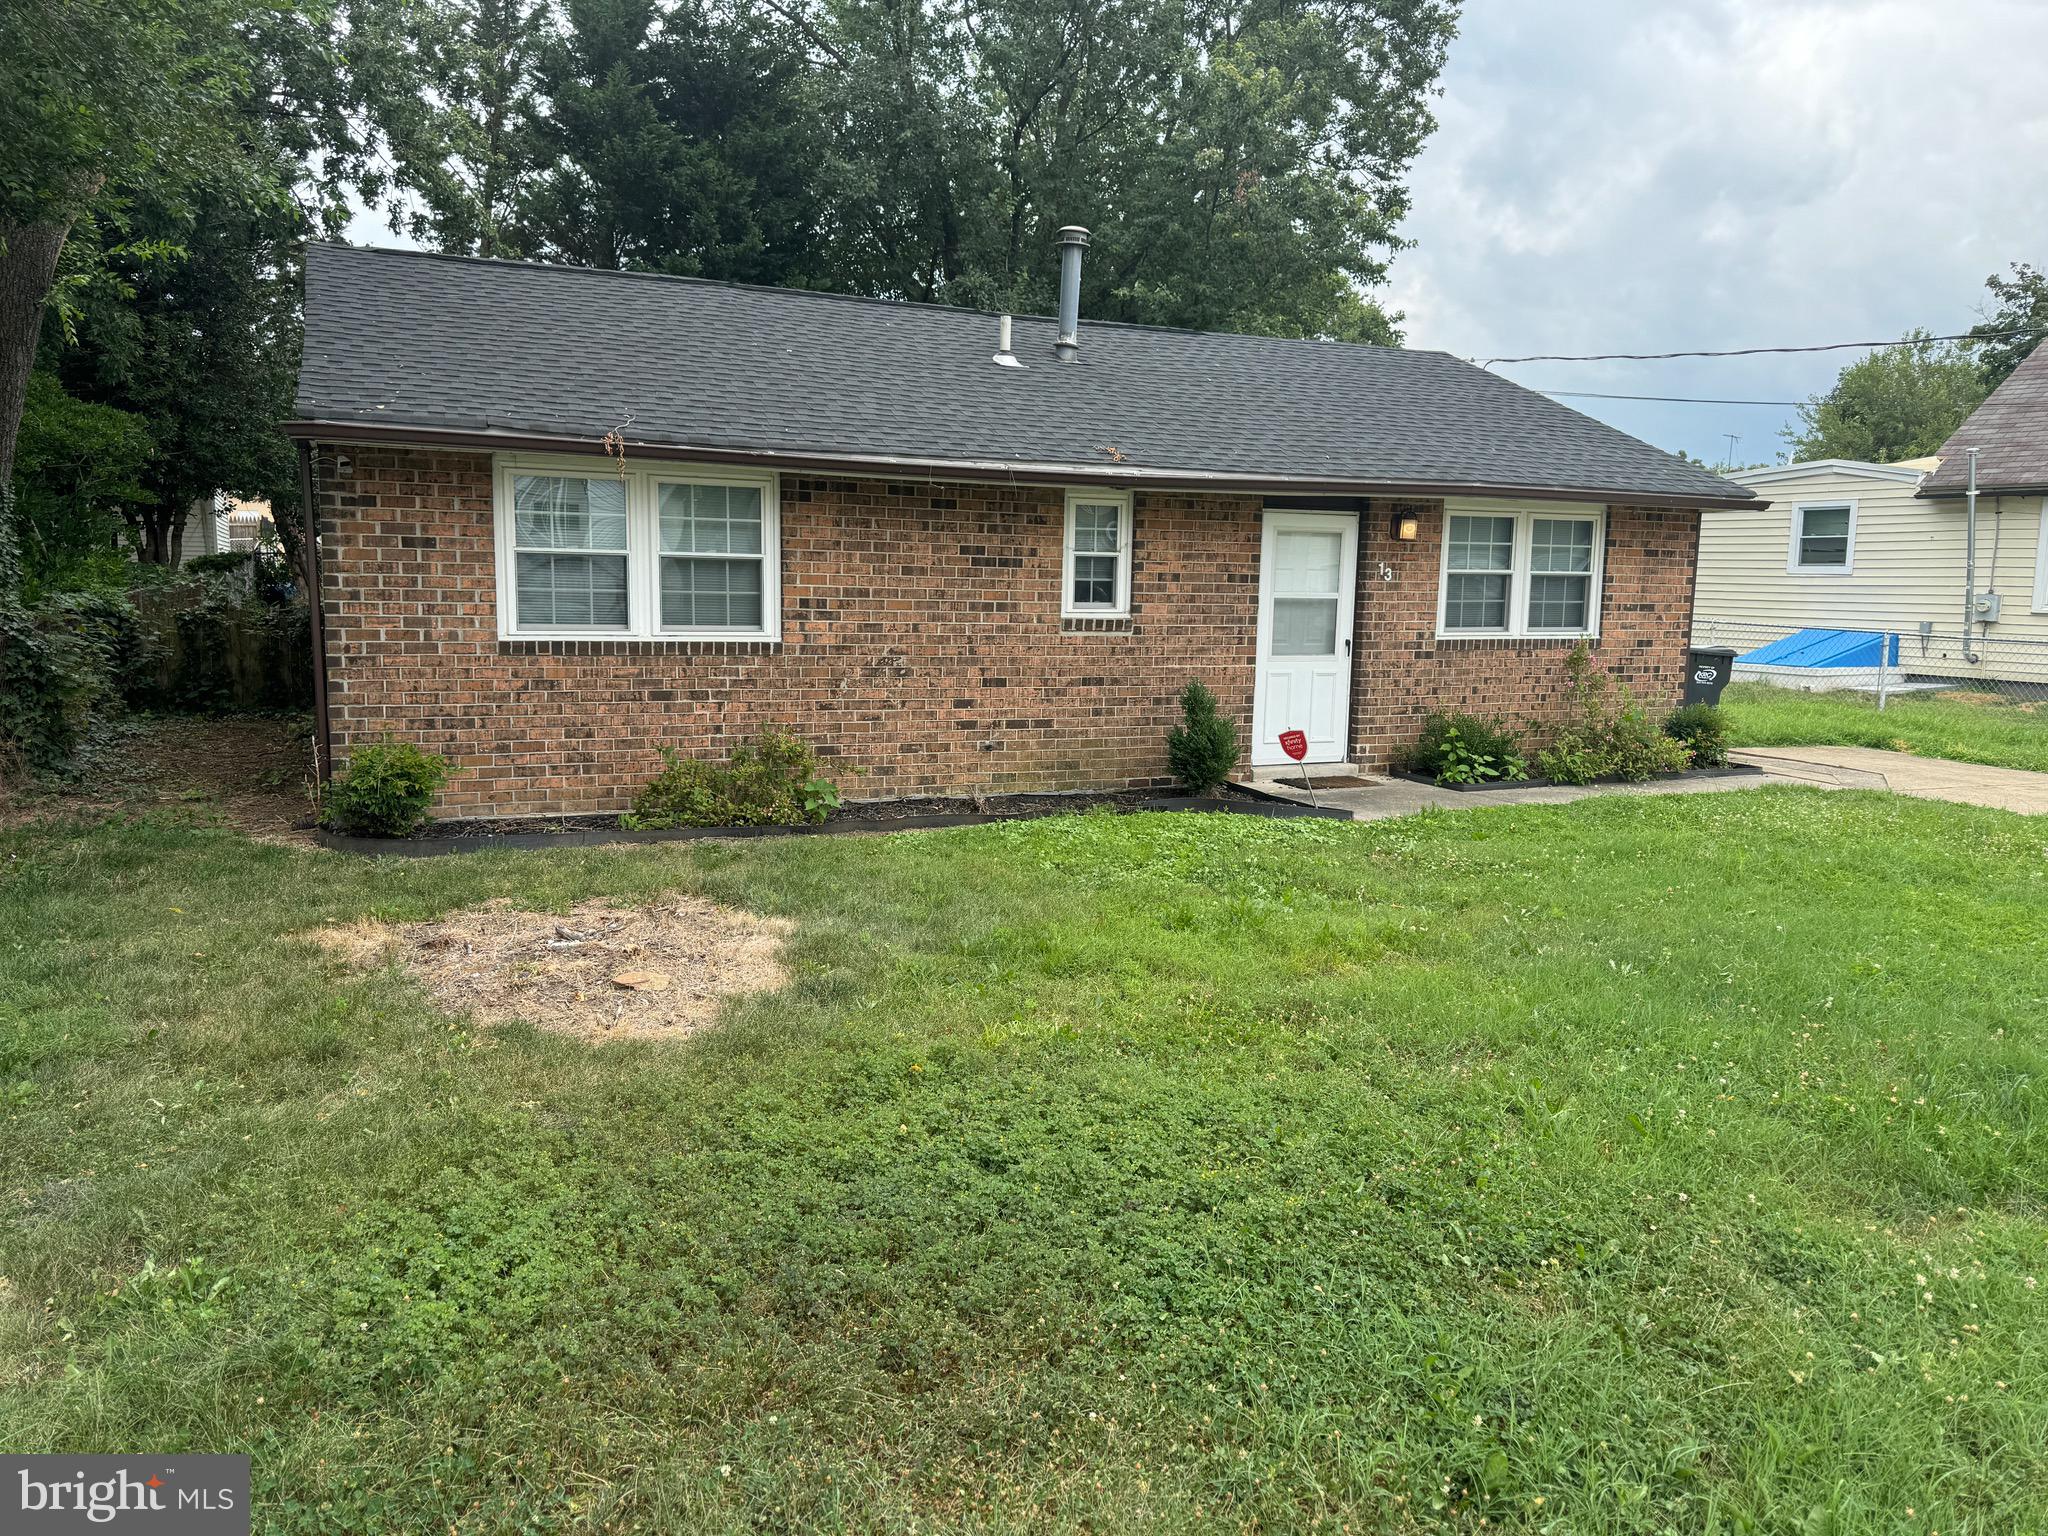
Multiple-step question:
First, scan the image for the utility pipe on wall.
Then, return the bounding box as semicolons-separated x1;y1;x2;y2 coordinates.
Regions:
1962;446;1980;663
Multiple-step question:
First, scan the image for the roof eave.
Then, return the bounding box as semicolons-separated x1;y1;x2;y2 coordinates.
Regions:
282;417;1759;512
1916;481;2048;499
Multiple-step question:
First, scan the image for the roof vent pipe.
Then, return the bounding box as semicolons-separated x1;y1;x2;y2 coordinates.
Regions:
1053;226;1090;362
993;313;1023;368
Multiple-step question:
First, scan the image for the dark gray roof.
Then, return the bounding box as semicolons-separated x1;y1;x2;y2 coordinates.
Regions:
291;243;1753;507
1921;340;2048;496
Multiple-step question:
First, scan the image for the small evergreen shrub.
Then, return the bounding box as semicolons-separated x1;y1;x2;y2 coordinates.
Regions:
323;740;452;837
1663;702;1730;767
1409;712;1528;784
625;730;836;829
1165;681;1239;795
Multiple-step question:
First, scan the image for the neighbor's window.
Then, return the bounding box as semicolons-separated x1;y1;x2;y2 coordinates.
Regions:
1792;502;1853;571
1063;489;1132;617
495;459;780;639
511;474;629;630
1437;502;1604;638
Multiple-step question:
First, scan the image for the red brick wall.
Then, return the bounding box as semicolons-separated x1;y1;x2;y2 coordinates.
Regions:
1350;499;1700;770
316;446;1699;817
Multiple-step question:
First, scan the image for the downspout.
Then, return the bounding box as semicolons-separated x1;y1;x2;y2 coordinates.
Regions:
298;439;333;783
1962;447;1980;664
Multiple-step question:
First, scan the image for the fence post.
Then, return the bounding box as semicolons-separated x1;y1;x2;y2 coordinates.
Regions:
1876;632;1891;712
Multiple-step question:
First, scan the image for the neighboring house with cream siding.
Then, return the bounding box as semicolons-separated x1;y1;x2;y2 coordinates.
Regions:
1694;455;2048;684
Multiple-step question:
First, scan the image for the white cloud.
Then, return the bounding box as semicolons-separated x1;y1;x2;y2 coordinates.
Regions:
1387;0;2048;463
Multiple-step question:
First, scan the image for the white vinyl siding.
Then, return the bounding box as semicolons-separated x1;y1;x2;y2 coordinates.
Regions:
1696;466;2048;682
493;456;780;640
1436;499;1605;639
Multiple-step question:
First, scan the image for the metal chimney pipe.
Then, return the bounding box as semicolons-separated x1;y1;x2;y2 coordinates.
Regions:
1053;226;1090;362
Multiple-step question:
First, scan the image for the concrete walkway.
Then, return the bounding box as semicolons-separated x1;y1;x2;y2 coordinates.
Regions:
1246;747;2048;820
1730;746;2048;815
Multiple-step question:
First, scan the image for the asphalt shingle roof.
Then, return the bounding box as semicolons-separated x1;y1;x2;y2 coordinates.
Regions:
291;243;1753;507
1921;340;2048;496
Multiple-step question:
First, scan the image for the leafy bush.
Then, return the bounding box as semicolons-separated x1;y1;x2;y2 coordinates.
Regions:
0;589;148;772
1433;722;1531;785
1533;644;1693;784
1664;702;1730;767
1408;711;1528;784
625;730;836;829
322;740;452;837
1165;681;1239;795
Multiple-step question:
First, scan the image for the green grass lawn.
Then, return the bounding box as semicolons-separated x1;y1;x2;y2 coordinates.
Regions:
2;792;2045;1532
1722;679;2048;774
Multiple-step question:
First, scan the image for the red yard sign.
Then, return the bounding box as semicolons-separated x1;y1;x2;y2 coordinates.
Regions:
1278;729;1308;762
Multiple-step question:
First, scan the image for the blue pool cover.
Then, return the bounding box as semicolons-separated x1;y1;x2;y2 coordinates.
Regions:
1737;628;1902;668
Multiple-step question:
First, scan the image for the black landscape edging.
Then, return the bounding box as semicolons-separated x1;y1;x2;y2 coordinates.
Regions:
314;789;1349;857
1391;763;1766;794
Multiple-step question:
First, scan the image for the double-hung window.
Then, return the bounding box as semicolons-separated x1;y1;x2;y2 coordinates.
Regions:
494;457;780;639
511;473;630;629
658;481;767;629
1436;500;1604;638
1063;489;1132;617
1789;502;1854;572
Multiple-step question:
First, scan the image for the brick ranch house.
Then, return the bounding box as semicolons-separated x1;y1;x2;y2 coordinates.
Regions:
287;239;1755;818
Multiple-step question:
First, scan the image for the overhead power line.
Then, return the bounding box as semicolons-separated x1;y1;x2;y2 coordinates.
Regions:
1478;325;2041;368
1530;388;1804;407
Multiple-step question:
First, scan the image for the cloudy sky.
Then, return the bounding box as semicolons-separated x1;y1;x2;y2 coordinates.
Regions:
1385;0;2048;466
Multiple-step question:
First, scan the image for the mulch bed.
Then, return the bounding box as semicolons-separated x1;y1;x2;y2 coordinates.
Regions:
318;782;1348;857
1391;764;1766;794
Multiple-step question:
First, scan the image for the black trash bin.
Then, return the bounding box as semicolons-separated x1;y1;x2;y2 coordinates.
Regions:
1683;646;1738;707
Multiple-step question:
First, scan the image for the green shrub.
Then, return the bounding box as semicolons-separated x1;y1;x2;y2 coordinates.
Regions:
0;590;146;772
1533;644;1693;784
1165;681;1239;795
1663;701;1730;767
1433;722;1531;785
322;740;452;837
625;730;836;829
1409;711;1528;784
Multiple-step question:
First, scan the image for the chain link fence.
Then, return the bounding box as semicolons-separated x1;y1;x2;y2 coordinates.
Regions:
1689;618;2048;771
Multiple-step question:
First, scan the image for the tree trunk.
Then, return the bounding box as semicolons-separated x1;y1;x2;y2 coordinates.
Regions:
0;217;74;490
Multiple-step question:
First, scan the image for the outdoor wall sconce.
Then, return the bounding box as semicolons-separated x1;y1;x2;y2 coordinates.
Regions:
1391;512;1419;542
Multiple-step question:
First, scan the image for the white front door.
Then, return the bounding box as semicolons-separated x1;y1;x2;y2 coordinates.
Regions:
1251;512;1357;766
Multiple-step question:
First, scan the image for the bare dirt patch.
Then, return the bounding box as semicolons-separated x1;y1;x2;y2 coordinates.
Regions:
310;895;792;1042
1;715;317;844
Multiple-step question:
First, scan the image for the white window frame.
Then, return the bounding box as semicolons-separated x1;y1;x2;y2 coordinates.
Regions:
1435;499;1605;640
1787;499;1857;575
2031;496;2048;614
1061;488;1133;618
492;454;781;641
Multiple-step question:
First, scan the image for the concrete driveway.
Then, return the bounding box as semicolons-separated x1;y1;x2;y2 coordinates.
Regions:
1729;746;2048;815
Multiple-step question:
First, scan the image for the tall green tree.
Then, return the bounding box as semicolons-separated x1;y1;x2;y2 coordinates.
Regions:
512;0;833;281
384;0;552;256
810;0;1457;338
53;198;305;565
0;0;258;495
1968;261;2048;391
1786;330;1990;465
